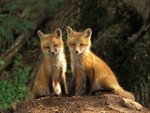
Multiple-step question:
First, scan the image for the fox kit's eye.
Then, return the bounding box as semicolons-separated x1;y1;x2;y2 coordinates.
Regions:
44;46;49;49
80;43;85;46
71;43;75;46
54;43;58;47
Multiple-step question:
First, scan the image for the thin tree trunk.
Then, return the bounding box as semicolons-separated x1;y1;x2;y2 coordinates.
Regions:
50;0;82;34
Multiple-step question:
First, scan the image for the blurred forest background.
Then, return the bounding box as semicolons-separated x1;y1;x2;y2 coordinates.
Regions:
0;0;150;111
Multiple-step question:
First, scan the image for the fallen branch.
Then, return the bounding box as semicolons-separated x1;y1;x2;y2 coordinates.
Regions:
0;35;25;73
0;15;51;74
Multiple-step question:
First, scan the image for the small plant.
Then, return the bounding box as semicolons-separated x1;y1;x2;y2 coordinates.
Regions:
0;54;31;111
0;0;62;53
0;14;27;52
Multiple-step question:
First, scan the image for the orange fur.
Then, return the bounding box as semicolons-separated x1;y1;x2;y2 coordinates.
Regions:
67;26;135;100
32;28;68;99
32;56;51;98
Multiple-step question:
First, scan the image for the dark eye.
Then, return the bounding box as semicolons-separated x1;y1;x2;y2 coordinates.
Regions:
80;43;85;46
71;43;75;46
44;46;49;49
54;43;58;47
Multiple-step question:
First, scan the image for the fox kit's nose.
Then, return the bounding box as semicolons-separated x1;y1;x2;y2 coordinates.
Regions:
75;50;79;54
51;52;55;55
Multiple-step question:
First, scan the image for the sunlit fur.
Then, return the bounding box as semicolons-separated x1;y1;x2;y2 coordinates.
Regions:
67;31;91;57
40;34;63;56
67;26;135;100
32;28;68;98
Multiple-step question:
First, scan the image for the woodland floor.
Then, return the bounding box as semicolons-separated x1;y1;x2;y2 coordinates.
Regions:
2;93;150;113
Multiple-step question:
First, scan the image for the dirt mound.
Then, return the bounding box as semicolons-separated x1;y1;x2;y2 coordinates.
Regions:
2;94;150;113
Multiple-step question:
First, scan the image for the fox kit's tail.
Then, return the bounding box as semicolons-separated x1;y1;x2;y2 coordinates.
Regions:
114;85;135;100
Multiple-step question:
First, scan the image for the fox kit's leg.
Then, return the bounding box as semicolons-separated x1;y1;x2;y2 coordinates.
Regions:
32;77;50;99
93;75;135;100
52;76;68;96
104;77;135;100
97;76;140;109
32;69;50;99
49;76;53;94
75;67;86;96
52;67;68;96
60;66;68;96
32;83;50;99
52;80;61;96
86;70;94;95
52;72;62;96
69;65;76;95
61;74;68;95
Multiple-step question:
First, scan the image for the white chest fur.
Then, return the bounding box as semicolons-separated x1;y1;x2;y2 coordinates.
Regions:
71;53;84;70
49;50;66;80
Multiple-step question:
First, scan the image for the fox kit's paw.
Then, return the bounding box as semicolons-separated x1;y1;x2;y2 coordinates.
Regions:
53;82;62;96
122;98;142;110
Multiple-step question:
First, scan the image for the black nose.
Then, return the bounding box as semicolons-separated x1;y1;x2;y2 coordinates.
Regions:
75;50;79;53
51;52;54;55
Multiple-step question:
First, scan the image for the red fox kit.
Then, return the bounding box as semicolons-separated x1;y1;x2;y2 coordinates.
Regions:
32;28;68;98
67;26;135;100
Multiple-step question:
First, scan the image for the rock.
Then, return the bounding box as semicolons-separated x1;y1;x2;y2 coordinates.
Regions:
1;93;150;113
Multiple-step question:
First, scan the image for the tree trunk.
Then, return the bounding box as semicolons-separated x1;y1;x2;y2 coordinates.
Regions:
50;0;82;34
121;0;150;21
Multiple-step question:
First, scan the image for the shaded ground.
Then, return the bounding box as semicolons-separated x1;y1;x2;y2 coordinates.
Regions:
2;93;150;113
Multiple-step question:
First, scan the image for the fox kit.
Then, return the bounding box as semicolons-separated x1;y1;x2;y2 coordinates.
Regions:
67;26;135;100
32;28;68;98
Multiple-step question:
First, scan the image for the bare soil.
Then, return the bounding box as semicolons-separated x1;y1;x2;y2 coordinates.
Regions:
2;93;150;113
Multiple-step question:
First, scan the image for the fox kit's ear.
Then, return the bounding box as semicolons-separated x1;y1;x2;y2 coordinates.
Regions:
55;28;62;39
67;26;74;38
37;30;45;40
83;28;92;39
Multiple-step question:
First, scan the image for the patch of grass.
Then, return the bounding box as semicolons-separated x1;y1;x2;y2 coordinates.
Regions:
0;54;31;111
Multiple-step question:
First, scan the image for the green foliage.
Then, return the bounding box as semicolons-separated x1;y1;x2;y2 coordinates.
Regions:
0;0;63;110
0;54;31;110
0;0;62;52
0;15;27;52
3;0;62;19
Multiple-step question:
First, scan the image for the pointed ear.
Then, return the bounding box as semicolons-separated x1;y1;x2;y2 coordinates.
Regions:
55;28;62;39
83;28;92;39
37;30;45;40
67;26;74;38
